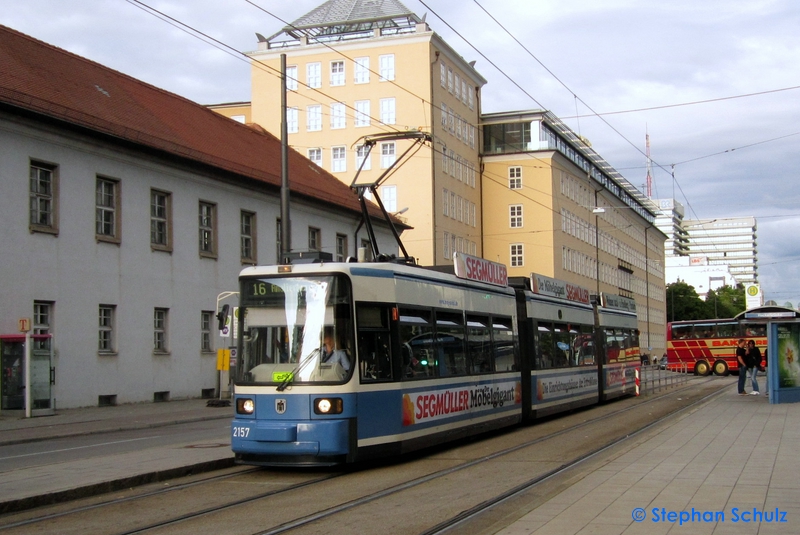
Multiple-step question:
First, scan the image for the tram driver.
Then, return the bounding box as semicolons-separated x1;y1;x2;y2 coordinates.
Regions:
322;330;351;372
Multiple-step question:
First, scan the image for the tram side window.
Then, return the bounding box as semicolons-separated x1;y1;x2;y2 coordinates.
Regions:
552;324;573;368
400;309;436;379
467;316;492;374
605;329;624;364
631;328;640;348
492;317;516;372
672;324;692;340
537;324;553;369
356;305;392;382
575;325;595;366
436;311;467;376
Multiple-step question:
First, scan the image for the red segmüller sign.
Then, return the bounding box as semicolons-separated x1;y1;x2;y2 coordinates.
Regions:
453;252;508;287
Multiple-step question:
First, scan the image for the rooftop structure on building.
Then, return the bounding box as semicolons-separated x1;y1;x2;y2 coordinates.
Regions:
482;110;660;223
263;0;423;48
683;217;758;285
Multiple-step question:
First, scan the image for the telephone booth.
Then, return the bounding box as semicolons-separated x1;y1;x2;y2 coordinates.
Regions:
0;334;54;415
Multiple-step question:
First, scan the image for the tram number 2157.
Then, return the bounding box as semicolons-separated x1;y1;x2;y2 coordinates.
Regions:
233;426;250;438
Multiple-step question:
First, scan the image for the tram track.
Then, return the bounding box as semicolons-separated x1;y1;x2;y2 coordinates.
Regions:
0;377;729;535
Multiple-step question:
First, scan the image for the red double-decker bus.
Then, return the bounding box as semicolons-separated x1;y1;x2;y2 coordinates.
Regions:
666;306;798;375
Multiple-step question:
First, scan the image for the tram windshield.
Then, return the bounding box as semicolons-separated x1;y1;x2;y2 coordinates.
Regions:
235;275;353;386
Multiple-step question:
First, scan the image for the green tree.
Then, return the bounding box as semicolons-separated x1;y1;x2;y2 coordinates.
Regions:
666;281;708;322
705;285;745;318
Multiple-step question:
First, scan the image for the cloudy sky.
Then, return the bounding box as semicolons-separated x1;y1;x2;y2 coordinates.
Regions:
3;0;799;306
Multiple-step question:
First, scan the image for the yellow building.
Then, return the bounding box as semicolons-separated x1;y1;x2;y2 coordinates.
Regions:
210;1;667;356
481;110;667;355
242;0;486;266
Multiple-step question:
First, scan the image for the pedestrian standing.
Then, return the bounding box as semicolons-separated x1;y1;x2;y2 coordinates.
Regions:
746;340;761;396
736;339;748;395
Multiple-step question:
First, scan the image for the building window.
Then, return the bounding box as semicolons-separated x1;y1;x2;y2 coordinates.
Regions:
443;232;450;259
450;191;456;218
336;233;348;262
354;57;370;84
509;167;522;189
355;100;370;127
440;61;447;87
356;145;371;171
330;60;345;86
307;62;321;88
441;103;448;128
510;205;523;228
154;308;168;353
443;188;449;217
447;66;453;93
332;146;346;173
380;142;396;169
95;177;119;242
201;311;213;352
307;105;322;131
379;54;395;81
511;244;524;267
330;102;346;129
199;201;217;258
29;161;58;233
379;98;396;125
308;227;321;251
287;107;299;133
241;210;256;264
99;305;115;353
382;185;397;213
33;301;52;350
150;189;171;251
308;147;322;167
454;73;461;100
286;65;298;91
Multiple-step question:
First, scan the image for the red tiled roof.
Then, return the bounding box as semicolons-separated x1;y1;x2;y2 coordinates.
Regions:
0;24;388;220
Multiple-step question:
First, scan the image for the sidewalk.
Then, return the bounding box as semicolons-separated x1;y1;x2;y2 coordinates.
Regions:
0;398;234;513
495;387;796;535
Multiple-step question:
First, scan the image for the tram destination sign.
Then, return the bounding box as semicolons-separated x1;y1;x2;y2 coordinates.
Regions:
530;273;590;304
453;252;508;287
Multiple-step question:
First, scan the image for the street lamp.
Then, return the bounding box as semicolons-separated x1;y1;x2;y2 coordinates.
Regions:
592;206;605;390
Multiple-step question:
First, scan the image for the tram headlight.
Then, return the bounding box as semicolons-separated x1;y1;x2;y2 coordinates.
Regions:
237;398;255;415
314;397;343;415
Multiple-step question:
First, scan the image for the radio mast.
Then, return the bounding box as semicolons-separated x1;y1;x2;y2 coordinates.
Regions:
645;128;653;198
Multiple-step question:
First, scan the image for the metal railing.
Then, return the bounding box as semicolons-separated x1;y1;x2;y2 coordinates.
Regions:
639;363;689;396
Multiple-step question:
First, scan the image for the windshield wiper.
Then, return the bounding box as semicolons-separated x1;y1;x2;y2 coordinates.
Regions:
277;348;320;392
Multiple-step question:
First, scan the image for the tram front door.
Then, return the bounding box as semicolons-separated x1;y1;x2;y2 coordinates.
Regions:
0;334;54;413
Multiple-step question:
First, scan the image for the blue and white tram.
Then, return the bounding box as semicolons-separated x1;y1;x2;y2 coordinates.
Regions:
513;273;641;418
231;256;522;466
230;254;641;466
